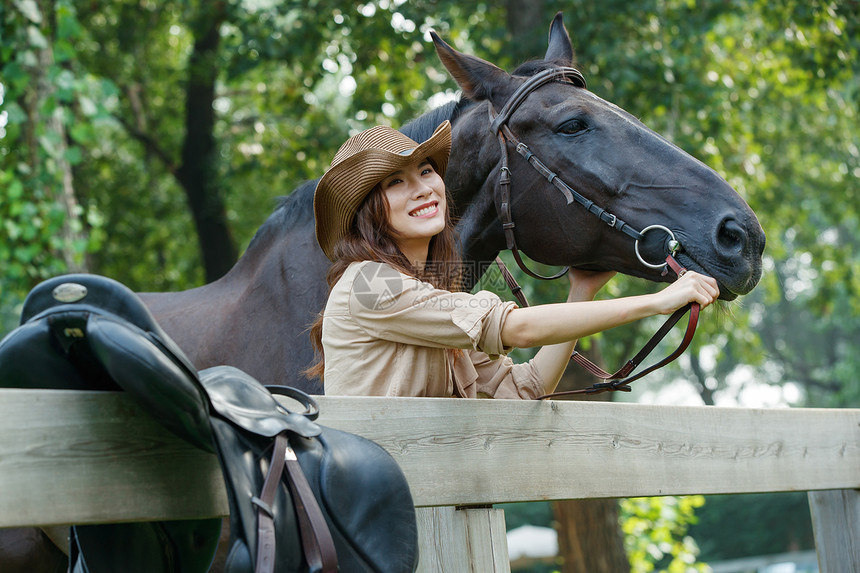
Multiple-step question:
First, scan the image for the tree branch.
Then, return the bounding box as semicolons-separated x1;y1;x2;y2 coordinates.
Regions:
113;113;179;176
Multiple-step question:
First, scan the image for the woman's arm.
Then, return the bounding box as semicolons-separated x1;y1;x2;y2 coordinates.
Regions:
508;270;720;395
504;270;719;348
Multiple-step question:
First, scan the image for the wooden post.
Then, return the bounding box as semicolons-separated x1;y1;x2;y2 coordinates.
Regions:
415;506;509;573
808;489;860;571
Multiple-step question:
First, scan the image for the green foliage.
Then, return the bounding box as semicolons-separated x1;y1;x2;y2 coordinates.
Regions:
0;0;107;331
684;0;860;408
503;497;713;572
688;492;815;562
621;496;709;573
500;500;555;532
680;0;858;407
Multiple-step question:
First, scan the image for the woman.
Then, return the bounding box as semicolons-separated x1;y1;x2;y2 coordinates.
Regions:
308;120;719;398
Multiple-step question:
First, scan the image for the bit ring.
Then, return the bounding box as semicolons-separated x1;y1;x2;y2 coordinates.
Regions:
634;225;678;269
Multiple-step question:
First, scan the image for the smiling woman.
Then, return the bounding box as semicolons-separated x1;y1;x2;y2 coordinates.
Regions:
379;158;447;264
306;121;720;398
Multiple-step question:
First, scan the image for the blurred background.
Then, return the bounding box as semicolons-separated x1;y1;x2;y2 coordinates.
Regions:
2;1;857;571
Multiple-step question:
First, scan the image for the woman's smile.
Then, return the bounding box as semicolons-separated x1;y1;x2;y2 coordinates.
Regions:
409;201;439;218
381;158;447;265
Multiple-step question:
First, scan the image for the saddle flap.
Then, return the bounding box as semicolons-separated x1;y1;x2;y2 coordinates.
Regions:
199;367;322;439
86;315;216;453
0;317;117;391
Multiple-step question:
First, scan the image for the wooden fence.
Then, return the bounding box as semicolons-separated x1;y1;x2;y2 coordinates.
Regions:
0;389;857;571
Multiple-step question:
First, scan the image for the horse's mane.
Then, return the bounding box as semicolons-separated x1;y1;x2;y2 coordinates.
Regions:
244;179;318;251
511;58;569;77
245;99;468;252
399;100;462;142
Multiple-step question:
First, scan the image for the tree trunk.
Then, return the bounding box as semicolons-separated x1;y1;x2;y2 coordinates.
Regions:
689;351;716;406
176;2;237;283
34;0;87;274
551;344;629;573
554;497;629;573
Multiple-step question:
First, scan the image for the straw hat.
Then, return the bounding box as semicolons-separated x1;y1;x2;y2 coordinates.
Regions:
314;121;452;261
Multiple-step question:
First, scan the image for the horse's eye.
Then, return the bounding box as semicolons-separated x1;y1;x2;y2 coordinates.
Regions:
558;119;587;135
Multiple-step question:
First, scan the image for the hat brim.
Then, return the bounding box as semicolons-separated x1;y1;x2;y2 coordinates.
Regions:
314;121;452;261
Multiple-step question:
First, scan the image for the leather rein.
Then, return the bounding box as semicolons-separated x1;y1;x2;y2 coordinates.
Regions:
487;66;700;398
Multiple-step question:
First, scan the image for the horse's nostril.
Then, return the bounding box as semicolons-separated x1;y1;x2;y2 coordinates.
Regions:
717;218;746;252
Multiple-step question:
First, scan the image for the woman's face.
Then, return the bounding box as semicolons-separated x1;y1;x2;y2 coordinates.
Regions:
380;158;447;258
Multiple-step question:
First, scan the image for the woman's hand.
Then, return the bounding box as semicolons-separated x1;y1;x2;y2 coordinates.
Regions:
566;268;617;302
651;271;720;314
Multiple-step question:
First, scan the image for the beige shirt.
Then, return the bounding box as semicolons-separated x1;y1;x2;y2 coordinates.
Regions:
322;261;544;399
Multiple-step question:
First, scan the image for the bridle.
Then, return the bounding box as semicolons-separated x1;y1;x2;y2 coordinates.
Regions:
487;66;700;397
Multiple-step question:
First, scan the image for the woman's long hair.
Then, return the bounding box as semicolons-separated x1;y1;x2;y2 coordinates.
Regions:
304;182;462;380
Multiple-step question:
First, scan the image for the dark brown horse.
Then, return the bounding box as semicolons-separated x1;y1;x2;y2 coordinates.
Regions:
5;13;764;572
139;13;765;398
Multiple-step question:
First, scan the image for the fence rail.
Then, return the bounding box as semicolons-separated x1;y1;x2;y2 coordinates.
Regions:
0;389;857;571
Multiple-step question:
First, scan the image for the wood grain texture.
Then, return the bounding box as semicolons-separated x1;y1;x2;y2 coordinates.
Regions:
314;395;860;506
808;489;860;572
0;389;227;527
414;506;509;573
0;390;857;527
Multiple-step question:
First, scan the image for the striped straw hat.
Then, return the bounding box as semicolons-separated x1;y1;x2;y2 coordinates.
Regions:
314;121;452;261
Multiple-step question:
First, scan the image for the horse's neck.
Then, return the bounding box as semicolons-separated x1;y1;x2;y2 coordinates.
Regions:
140;219;329;376
454;190;505;290
139;214;296;333
448;106;506;291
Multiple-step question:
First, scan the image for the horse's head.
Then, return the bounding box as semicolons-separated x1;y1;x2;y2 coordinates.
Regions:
433;13;765;300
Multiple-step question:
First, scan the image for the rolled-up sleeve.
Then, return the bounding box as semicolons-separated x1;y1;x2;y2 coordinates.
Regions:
469;351;544;400
449;291;517;357
347;262;517;358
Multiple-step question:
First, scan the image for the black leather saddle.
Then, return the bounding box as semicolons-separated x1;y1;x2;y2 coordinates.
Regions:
0;274;418;572
0;274;221;572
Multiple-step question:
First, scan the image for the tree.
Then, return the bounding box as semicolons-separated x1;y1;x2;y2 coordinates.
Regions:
622;495;709;573
0;0;106;331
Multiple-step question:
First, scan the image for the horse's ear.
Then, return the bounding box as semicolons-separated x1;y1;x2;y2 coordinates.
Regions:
544;11;574;65
431;31;513;103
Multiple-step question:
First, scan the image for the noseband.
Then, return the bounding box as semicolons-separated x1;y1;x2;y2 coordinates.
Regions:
487;67;700;397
